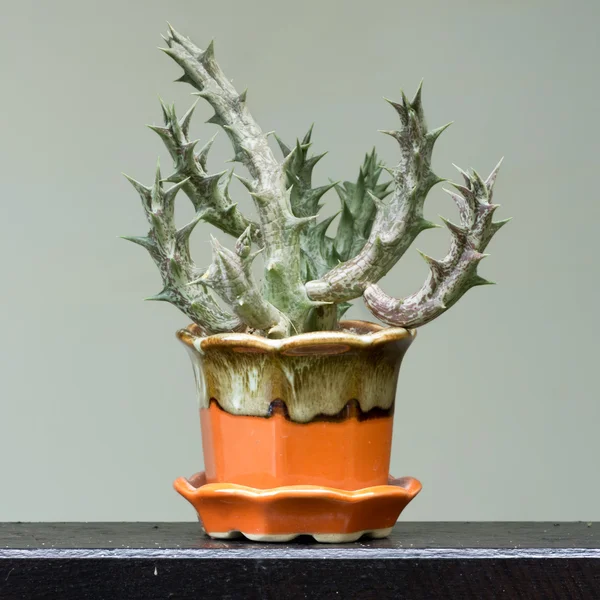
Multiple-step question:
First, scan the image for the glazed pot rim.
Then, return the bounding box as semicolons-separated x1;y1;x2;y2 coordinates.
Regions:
176;319;415;355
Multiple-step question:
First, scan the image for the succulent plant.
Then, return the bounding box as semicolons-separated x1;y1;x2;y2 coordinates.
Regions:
124;25;509;338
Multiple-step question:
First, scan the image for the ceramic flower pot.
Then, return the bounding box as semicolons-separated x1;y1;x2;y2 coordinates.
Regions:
174;320;421;542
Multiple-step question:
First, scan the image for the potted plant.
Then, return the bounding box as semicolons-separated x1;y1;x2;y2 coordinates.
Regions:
123;25;509;542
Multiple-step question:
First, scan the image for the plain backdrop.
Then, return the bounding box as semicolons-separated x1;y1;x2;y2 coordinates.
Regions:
1;0;598;522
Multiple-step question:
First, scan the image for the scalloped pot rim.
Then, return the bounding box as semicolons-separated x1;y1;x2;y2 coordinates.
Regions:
176;319;416;355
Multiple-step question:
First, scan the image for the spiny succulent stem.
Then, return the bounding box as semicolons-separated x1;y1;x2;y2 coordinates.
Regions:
363;161;507;328
305;86;447;303
148;101;260;244
162;25;313;331
276;130;392;330
196;229;290;337
122;169;242;334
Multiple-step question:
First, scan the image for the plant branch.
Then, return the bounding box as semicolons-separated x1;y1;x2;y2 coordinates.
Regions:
194;228;290;337
274;129;338;281
122;162;242;334
334;149;393;262
305;84;449;303
363;161;509;328
160;25;314;332
149;100;261;243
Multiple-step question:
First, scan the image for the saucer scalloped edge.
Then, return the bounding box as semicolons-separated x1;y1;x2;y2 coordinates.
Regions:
174;472;422;543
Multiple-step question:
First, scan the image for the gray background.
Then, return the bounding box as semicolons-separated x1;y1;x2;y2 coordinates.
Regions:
1;0;598;521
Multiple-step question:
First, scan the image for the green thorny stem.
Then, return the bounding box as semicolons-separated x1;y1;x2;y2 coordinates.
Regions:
363;161;510;327
304;85;451;303
123;26;509;336
159;24;316;336
274;129;392;330
122;162;242;334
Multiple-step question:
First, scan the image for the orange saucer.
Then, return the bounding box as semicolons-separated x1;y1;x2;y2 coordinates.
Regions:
174;472;422;543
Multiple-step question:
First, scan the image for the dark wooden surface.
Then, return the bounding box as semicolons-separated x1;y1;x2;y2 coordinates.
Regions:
1;522;599;599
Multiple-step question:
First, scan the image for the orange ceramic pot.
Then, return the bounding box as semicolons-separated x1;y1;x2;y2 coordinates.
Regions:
175;320;421;542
